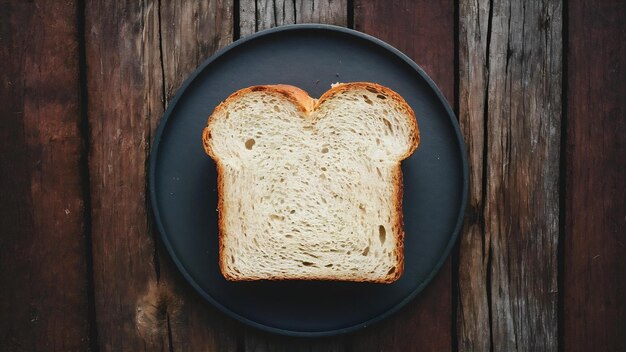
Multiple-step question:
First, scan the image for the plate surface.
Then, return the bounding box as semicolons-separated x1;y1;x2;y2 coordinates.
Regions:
150;24;467;336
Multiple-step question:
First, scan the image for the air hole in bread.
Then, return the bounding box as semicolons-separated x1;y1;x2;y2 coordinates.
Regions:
302;261;314;266
290;209;296;214
366;87;379;94
362;246;370;256
382;118;393;134
379;225;387;244
362;95;373;105
325;264;333;267
320;166;327;171
245;138;255;149
377;94;387;100
321;147;329;153
358;204;366;212
230;256;235;263
270;214;284;221
387;266;396;275
285;234;293;238
273;105;280;112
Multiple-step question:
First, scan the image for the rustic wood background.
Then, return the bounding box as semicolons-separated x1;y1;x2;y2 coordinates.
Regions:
1;0;624;351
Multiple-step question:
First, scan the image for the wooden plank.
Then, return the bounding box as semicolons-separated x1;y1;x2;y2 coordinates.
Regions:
457;0;562;351
0;1;92;350
237;1;348;350
160;0;234;106
240;0;294;36
351;1;455;350
239;0;347;37
158;1;239;350
564;1;625;351
85;1;166;350
242;335;345;352
456;0;490;350
294;0;347;25
85;1;236;350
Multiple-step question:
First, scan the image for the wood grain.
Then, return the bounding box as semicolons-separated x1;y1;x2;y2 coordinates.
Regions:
0;1;92;350
239;0;347;37
564;0;626;351
351;1;455;350
457;0;562;351
85;1;166;349
158;1;239;350
456;0;490;349
242;335;345;352
85;1;236;350
160;0;234;106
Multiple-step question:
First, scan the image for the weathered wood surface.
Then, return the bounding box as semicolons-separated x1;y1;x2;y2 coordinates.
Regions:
239;0;347;37
0;1;92;350
158;3;239;350
85;2;165;349
85;0;236;350
351;1;456;350
458;0;562;351
564;0;626;351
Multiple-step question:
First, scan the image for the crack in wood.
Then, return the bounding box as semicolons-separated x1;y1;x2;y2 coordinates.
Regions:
77;0;100;349
483;2;494;351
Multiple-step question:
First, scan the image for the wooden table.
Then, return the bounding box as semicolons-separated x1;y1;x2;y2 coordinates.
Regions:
1;1;623;351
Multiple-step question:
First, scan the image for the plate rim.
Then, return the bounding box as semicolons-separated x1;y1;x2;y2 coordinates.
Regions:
149;23;469;337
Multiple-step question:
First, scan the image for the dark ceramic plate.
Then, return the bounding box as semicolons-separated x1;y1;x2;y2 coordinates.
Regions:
149;24;467;337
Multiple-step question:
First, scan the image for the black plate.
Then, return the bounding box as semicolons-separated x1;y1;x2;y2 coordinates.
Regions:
149;24;468;336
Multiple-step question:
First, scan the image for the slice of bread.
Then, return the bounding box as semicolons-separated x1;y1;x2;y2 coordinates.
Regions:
202;82;419;283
